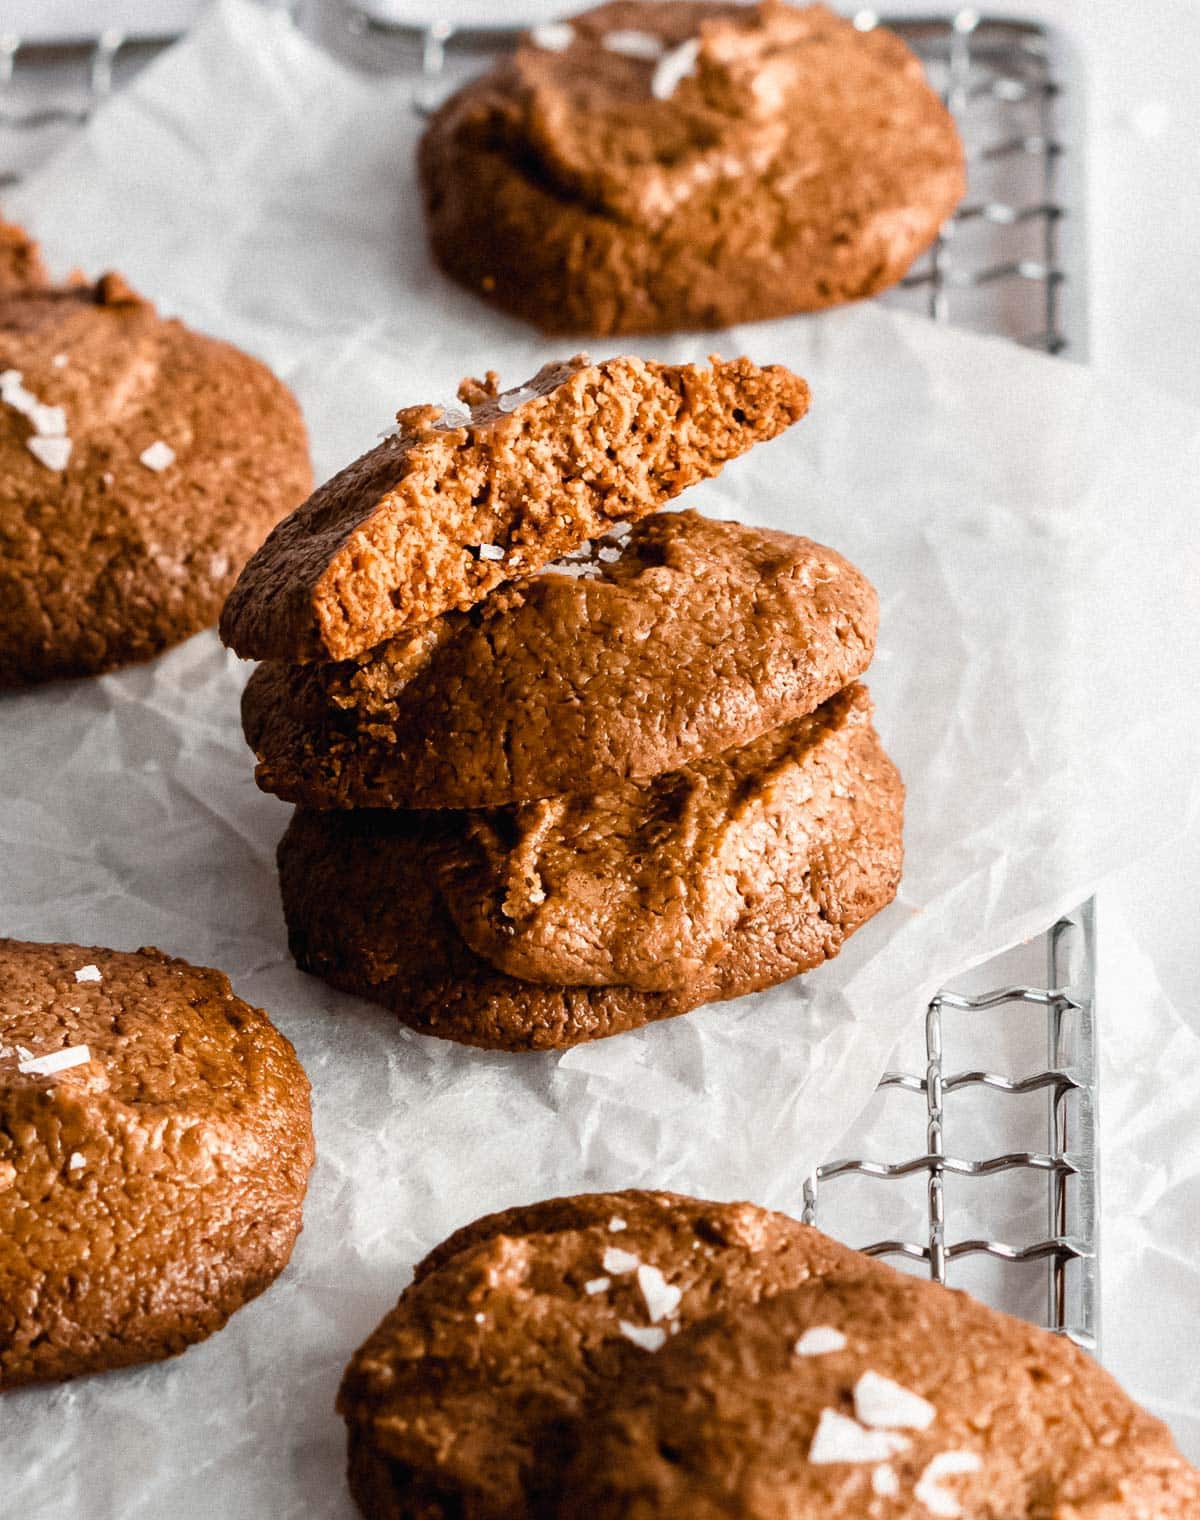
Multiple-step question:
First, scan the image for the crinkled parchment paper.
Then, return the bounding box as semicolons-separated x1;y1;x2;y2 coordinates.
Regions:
3;3;1200;1510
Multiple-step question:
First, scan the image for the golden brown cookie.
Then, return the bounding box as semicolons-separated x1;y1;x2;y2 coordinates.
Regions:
439;683;900;991
274;692;903;1050
337;1190;875;1519
242;512;878;811
564;1272;1200;1517
219;353;808;664
0;273;311;688
0;939;314;1389
418;1;965;335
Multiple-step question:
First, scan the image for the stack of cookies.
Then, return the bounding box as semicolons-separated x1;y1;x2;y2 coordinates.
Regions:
221;354;904;1051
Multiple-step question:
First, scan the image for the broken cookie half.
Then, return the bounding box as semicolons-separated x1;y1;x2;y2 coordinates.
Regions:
219;352;809;663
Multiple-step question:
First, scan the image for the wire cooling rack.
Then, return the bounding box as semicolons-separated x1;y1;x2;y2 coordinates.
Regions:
0;5;1097;1349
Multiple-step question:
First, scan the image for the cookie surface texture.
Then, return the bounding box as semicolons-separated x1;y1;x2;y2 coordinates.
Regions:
337;1190;873;1519
274;693;903;1050
418;1;965;334
439;683;901;991
0;939;315;1388
0;274;311;687
564;1270;1200;1517
220;353;808;663
243;512;878;811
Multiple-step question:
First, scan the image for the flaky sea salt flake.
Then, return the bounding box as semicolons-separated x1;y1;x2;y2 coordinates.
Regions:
476;543;505;561
855;1370;936;1430
584;1276;611;1295
74;965;102;983
139;440;176;472
808;1410;910;1465
637;1263;682;1322
497;386;539;414
603;29;665;60
651;37;701;100
18;1044;91;1078
794;1326;847;1357
872;1464;901;1497
530;22;575;52
618;1320;666;1352
27;435;72;471
30;403;67;437
68;1152;86;1171
597;545;621;562
608;1216;627;1231
603;1246;639;1275
914;1452;982;1516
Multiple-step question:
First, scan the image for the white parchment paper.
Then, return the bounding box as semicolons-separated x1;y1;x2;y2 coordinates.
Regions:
4;2;1200;1509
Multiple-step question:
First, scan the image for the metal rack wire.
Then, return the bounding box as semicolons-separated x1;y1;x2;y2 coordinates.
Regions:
0;4;1096;1349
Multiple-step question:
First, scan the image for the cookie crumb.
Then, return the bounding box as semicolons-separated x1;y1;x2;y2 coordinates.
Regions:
618;1320;667;1353
74;965;102;984
18;1043;91;1077
650;37;701;100
51;352;69;368
139;440;176;472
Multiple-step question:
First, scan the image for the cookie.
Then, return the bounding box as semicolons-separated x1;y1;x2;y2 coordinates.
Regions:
337;1190;874;1519
418;2;965;335
564;1272;1200;1517
0;272;311;688
243;512;878;810
0;939;314;1388
0;217;49;295
219;353;808;664
439;683;901;991
274;701;902;1050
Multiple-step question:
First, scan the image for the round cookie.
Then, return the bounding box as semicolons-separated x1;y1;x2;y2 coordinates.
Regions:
274;696;903;1050
0;272;311;687
439;683;901;991
0;939;314;1388
562;1274;1200;1517
243;511;878;811
418;1;965;335
337;1190;876;1520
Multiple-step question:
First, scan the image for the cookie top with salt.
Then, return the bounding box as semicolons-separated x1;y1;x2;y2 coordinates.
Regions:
562;1270;1200;1517
0;270;311;688
0;937;314;1390
338;1190;874;1520
219;352;808;664
242;510;878;812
